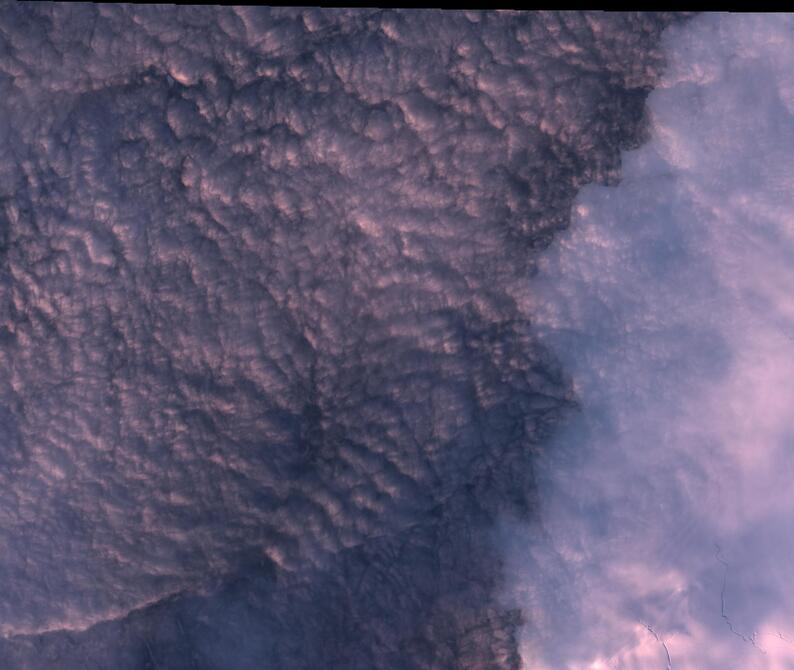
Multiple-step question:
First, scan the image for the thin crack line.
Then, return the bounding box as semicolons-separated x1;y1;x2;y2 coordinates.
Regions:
714;543;765;653
641;622;672;670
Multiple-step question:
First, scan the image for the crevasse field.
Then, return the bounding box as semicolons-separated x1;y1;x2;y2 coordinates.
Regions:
0;8;791;670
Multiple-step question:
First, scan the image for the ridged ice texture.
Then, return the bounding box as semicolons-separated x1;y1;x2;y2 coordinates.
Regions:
0;7;683;668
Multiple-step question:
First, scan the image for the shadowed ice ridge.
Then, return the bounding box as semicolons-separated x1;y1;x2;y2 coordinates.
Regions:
0;7;685;668
501;12;794;670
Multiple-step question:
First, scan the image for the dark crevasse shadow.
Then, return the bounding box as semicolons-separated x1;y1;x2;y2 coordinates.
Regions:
0;7;691;668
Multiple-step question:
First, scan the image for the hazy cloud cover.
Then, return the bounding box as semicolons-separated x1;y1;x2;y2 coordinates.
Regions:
0;6;686;669
502;12;794;670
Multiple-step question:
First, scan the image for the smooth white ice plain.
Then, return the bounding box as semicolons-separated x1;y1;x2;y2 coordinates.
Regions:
502;13;794;670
